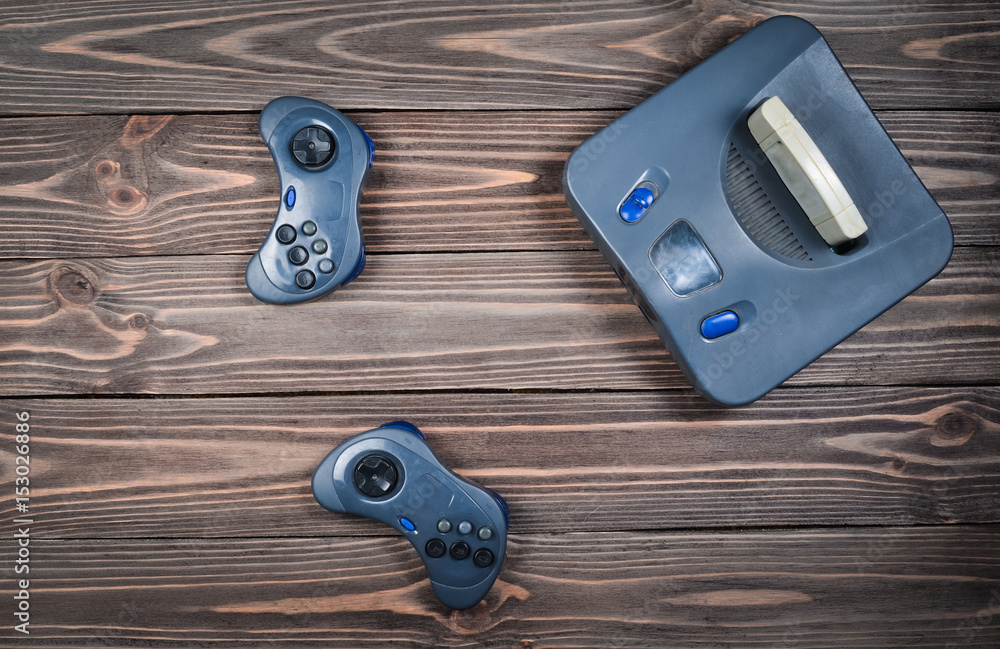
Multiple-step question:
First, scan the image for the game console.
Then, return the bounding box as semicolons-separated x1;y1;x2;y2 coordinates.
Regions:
246;97;375;304
562;16;953;405
312;421;510;609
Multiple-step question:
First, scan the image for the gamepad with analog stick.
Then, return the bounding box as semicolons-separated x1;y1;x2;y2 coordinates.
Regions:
311;421;510;609
246;97;375;304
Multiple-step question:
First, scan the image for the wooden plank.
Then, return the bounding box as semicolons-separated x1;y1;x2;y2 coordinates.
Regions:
0;247;996;396
0;110;996;261
1;527;998;646
0;0;997;115
2;388;998;538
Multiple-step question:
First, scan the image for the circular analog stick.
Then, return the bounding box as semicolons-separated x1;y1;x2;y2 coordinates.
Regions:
292;126;334;166
353;455;398;498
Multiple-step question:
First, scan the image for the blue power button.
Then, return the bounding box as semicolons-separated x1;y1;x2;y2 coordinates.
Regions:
399;517;416;532
701;311;739;339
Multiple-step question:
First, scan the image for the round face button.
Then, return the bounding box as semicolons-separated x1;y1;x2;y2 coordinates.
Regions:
425;538;446;558
291;127;334;166
276;225;296;244
477;526;493;541
457;520;473;535
436;519;452;533
312;239;328;254
295;270;315;290
288;246;309;265
449;541;471;560
353;455;398;498
318;258;335;274
302;221;318;236
473;548;495;568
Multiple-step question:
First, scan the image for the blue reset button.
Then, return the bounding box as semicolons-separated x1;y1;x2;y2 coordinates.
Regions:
701;311;739;339
619;186;656;223
399;517;416;531
285;186;296;209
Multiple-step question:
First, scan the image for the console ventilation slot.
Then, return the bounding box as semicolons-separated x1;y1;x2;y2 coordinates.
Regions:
726;143;811;261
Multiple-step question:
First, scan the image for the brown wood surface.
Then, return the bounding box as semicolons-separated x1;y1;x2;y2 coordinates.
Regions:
0;527;998;647
0;247;996;396
1;389;998;539
0;110;996;260
0;0;998;115
1;1;999;646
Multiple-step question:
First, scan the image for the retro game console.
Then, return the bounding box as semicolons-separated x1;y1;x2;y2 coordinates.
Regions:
563;16;953;405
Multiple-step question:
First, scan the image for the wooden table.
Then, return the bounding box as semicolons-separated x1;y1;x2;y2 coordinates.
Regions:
2;1;998;646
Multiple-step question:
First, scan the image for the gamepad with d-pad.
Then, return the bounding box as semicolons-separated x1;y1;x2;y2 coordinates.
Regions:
246;97;375;304
312;421;509;609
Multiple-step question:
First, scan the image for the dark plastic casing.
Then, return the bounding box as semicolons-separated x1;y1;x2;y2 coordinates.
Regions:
247;97;373;304
563;16;953;405
312;422;509;610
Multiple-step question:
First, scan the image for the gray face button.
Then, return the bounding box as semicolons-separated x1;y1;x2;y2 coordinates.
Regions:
288;246;309;265
425;538;446;558
473;548;495;568
457;520;473;535
276;224;296;244
294;270;315;290
477;526;493;541
436;518;452;533
449;541;470;560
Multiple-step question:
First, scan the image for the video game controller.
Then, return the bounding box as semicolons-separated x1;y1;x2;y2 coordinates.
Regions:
312;421;510;609
246;97;375;304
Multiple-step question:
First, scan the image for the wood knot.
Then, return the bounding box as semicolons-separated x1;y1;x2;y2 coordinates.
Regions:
95;159;119;179
129;314;148;329
121;114;173;147
92;157;149;215
112;186;140;207
932;411;977;447
53;270;96;305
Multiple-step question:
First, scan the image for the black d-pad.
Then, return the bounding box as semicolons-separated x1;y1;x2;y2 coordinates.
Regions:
353;455;398;498
292;126;334;166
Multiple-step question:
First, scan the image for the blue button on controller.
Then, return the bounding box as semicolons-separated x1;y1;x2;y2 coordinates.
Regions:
701;311;739;339
399;517;416;531
620;186;656;223
285;186;295;209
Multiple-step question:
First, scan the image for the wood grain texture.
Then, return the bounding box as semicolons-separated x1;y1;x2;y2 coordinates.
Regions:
0;0;998;115
1;527;997;647
2;388;998;539
0;110;996;260
0;247;996;396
